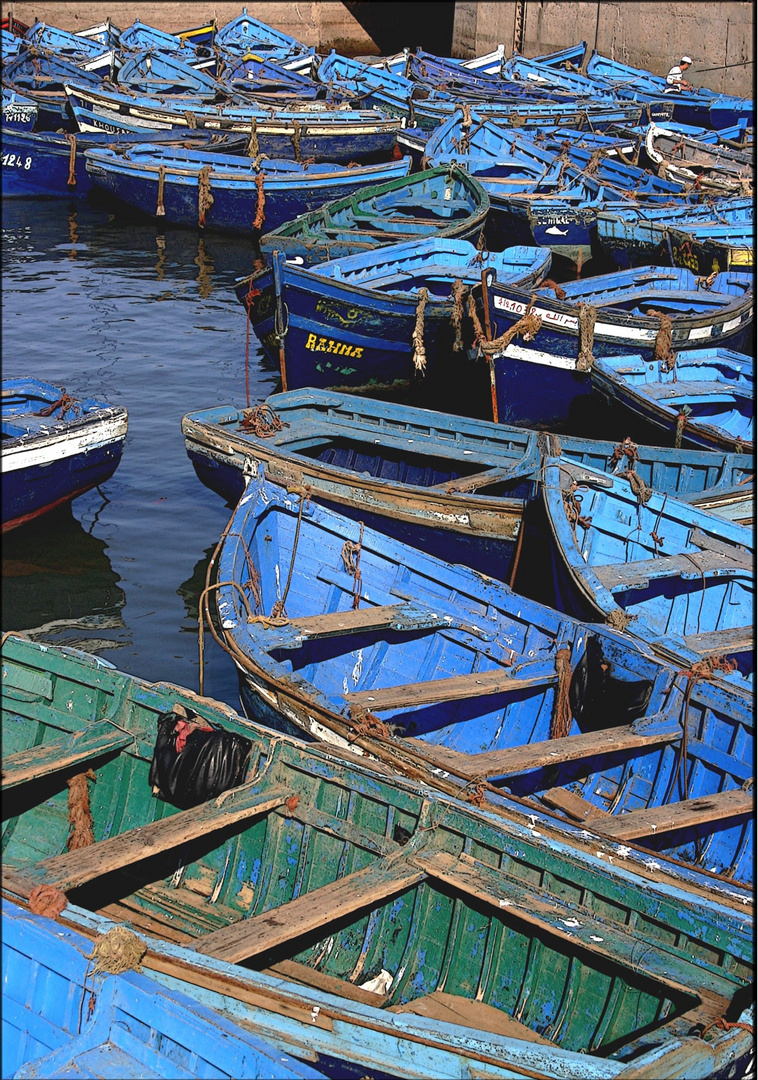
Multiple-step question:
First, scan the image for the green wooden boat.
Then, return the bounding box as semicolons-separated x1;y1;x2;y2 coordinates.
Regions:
2;634;754;1080
258;165;490;265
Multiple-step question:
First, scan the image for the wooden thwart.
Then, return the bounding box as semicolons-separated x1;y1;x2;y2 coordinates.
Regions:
428;466;514;493
593;548;748;592
388;991;556;1044
286;603;444;639
683;625;753;654
591;788;754;841
406;720;680;779
193;854;426;963
1;722;133;790
345;668;554;713
12;786;290;893
689;527;753;571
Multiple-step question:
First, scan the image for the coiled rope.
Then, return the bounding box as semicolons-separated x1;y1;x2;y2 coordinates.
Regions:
240;402;286;437
412;288;429;373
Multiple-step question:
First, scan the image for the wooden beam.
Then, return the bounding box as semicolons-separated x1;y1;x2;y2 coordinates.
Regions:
2;722;133;791
287;603;446;640
193;854;425;963
264;959;389;1007
590;789;754;841
345;669;555;713
427;466;514;493
388;990;556;1043
593;548;747;592
13;786;290;893
405;721;680;779
540;787;608;822
689;527;753;572
683;625;753;654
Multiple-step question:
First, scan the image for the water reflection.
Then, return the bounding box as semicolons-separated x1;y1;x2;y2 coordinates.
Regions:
1;503;127;653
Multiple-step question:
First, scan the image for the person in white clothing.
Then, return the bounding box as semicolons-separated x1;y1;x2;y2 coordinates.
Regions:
665;55;693;92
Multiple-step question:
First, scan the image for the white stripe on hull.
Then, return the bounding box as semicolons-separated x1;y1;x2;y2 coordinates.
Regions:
1;415;127;474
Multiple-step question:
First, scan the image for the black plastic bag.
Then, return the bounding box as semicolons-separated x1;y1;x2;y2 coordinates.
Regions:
148;708;254;810
569;636;653;732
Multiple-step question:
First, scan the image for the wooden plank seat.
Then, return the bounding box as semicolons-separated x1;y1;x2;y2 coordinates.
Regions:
193;854;427;963
593;548;749;593
344;667;556;713
689;527;753;570
427;465;521;493
588;788;754;841
682;625;754;654
4;785;291;896
405;717;682;780
387;991;557;1044
642;380;752;401
285;603;452;640
2;721;134;791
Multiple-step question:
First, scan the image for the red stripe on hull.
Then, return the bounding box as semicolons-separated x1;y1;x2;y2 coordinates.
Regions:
2;485;91;533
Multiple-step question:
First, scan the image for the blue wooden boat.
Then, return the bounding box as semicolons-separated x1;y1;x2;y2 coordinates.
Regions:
259;165;490;264
596;202;755;274
539;454;753;680
408;49;572;104
1;378;128;533
645;123;754;195
210;474;753;879
1;127;250;198
2;87;38;130
2;53;102;131
215;8;314;61
2;631;754;1080
23;19;106;61
73;19;122;50
218;53;328;102
591;348;754;453
482;266;754;428
1;26;24;61
116;49;220;98
181;388;754;575
118;18;201;57
316;51;449;118
3;899;322;1079
585;52;753;130
84;146;411;233
65;82;403;163
235;239;551;393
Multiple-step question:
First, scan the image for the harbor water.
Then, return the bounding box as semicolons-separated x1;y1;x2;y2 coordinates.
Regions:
2;197;278;708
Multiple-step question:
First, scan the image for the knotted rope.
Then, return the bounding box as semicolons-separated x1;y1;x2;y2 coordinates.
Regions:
647;308;676;371
347;704;391;741
155;164;166;216
451;278;466;351
562;481;592;533
341;521;364;609
65;133;77;186
247;117;259;157
270;488;309;619
459;101;473;153
609;437;651;504
184;110;197;129
197;165;214;227
675;405;691;448
467;291;487;356
627;469;652;505
606;608;634;631
291;119;302;162
535;278;566;300
550;646;573;739
696;270;717;290
412;288;429;373
29;884;67;919
576;302;597;371
36;392;79;419
90;927;146;975
66;769;96;851
252;171;266;230
478;298;542;355
240;402;286;437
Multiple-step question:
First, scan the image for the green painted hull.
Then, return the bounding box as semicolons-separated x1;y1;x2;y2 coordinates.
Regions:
2;634;753;1075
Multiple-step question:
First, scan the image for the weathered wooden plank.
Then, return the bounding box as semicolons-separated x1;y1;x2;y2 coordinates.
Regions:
593;548;746;592
406;721;680;779
287;603;447;639
643;380;752;401
689;527;753;571
683;625;754;654
591;789;753;840
427;467;513;493
540;787;608;822
265;959;389;1007
13;786;290;893
193;854;426;963
388;990;556;1043
345;669;555;712
410;850;735;1002
2;722;133;790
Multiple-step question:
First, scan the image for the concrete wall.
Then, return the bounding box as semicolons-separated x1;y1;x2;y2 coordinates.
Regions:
452;1;754;97
4;2;381;55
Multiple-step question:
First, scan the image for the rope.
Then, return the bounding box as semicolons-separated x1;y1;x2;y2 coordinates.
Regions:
467;290;487;356
675;406;691;448
459;101;473;152
270;489;309;619
340;521;364;609
346;705;391;741
90;927;146;975
65;133;77;186
647;308;676;371
155;164;166;216
535;278;566;300
197;165;214;227
677;656;739;798
252;171;265;230
36;392;79;419
478;298;542;355
247;117;259;157
451;278;466;351
240;402;286;437
66;769;96;851
291;118;302;162
627;469;652;505
576;302;596;371
562;481;592;533
606;608;634;631
28;884;67;919
696;270;717;290
411;288;429;373
184;110;197;129
550;647;573;739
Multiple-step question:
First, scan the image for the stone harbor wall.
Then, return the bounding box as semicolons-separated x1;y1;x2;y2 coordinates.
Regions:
4;1;753;95
452;1;753;97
